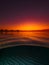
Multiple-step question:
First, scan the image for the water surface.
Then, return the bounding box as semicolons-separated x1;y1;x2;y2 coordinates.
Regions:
0;31;49;48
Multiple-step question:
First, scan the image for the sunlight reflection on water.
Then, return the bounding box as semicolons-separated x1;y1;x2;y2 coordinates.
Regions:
0;31;49;48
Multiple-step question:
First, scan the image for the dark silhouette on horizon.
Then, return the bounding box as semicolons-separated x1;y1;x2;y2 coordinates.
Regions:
0;29;49;33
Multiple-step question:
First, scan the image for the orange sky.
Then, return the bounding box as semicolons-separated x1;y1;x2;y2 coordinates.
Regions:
0;20;49;30
0;0;49;30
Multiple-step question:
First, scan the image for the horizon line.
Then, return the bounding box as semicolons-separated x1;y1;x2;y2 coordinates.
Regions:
0;29;49;31
0;28;49;30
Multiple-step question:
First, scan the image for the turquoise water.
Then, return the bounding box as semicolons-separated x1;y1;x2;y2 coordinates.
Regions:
0;46;49;65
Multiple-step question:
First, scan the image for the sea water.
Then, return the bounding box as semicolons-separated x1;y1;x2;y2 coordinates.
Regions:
0;31;49;48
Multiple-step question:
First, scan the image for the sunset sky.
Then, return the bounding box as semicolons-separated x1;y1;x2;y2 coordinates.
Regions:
0;0;49;30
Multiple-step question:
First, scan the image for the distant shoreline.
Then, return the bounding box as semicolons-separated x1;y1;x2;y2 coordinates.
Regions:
0;29;49;32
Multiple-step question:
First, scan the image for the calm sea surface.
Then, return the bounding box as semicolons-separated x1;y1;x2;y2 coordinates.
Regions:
0;31;49;48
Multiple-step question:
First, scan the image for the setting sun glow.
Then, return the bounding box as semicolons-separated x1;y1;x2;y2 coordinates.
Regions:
0;21;49;30
15;22;49;30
